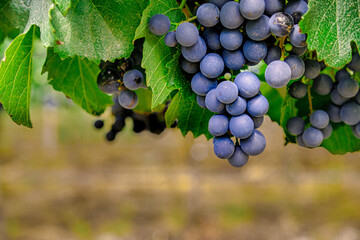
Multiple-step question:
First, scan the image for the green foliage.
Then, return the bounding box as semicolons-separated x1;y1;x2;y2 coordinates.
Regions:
300;0;360;68
0;25;35;127
42;48;112;115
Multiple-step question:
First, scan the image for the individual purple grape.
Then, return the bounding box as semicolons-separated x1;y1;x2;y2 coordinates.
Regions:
234;72;261;98
347;52;360;72
228;145;249;168
337;77;359;98
241;130;266;156
335;69;350;83
352;124;360;139
216;81;239;104
203;29;221;51
226;96;247;116
222;49;246;71
290;45;307;56
213;137;235;159
246;15;271;41
302;127;323;148
312;74;333;96
200;53;225;79
265;60;292;88
268;12;294;37
243;40;268;63
148;14;171;36
118;90;138;109
264;0;285;15
284;55;305;80
330;89;350;106
196;3;220;27
208;114;229;137
252;116;264;129
304;60;321;79
321;124;333;139
181;36;207;63
97;69;120;94
247;94;269;117
123;69;144;90
176;22;199;47
209;0;231;8
220;29;243;51
229;114;255;139
205;89;225;113
264;46;281;65
197;95;207;109
297;134;307;147
289;81;307;99
191;73;217;96
220;1;244;29
286;117;305;136
310;110;330;129
239;0;265;20
289;24;307;48
340;101;360;125
284;0;308;24
181;59;199;74
164;31;178;47
327;104;342;123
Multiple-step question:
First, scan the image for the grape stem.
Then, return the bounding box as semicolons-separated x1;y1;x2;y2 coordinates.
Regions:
279;36;286;59
179;0;187;10
307;84;313;115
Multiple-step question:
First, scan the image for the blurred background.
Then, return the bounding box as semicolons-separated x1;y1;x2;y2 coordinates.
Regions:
1;40;360;240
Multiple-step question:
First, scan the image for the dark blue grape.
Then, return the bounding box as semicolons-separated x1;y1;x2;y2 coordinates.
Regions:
226;96;247;116
321;124;333;139
203;29;221;51
246;15;271;41
264;46;281;65
352;124;360;139
191;73;217;96
290;45;307;56
94;120;104;129
241;130;266;156
234;72;260;98
123;69;144;90
209;0;231;8
356;92;360;105
264;0;285;15
330;89;350;106
335;69;350;83
176;22;199;47
208;114;229;137
310;110;330;129
118;90;138;109
213;137;235;159
269;12;294;37
200;53;225;78
216;81;238;104
222;49;245;71
243;40;268;63
181;59;199;74
312;74;333;96
205;89;225;113
197;95;207;109
247;94;269;117
97;69;120;94
284;0;308;24
196;3;220;27
289;24;307;48
164;31;178;47
340;101;360;125
284;55;305;80
337;77;359;98
181;36;207;63
229;114;254;139
228;145;249;168
296;134;306;147
286;117;305;136
304;60;321;79
239;0;265;20
148;14;171;36
348;52;360;72
302;127;323;148
220;29;243;51
289;81;307;99
327;104;342;123
220;1;244;29
265;60;292;88
252;116;264;129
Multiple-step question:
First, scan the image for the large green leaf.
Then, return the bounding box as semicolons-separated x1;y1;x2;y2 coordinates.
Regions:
0;0;30;37
42;48;112;115
50;0;149;62
0;25;36;127
135;0;185;108
54;0;71;15
300;0;360;68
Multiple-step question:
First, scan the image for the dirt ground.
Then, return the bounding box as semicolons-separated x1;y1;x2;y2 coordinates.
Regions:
1;107;360;240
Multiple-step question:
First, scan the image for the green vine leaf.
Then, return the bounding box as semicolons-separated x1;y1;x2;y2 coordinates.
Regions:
42;48;112;115
54;0;71;16
0;0;30;37
50;0;149;63
0;25;36;127
136;0;185;109
300;0;360;68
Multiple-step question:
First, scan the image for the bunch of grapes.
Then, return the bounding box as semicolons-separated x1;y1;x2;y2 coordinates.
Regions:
287;52;360;147
148;0;316;167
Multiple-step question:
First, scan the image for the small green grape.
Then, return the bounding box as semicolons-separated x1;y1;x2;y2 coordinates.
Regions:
285;43;293;52
224;73;232;80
